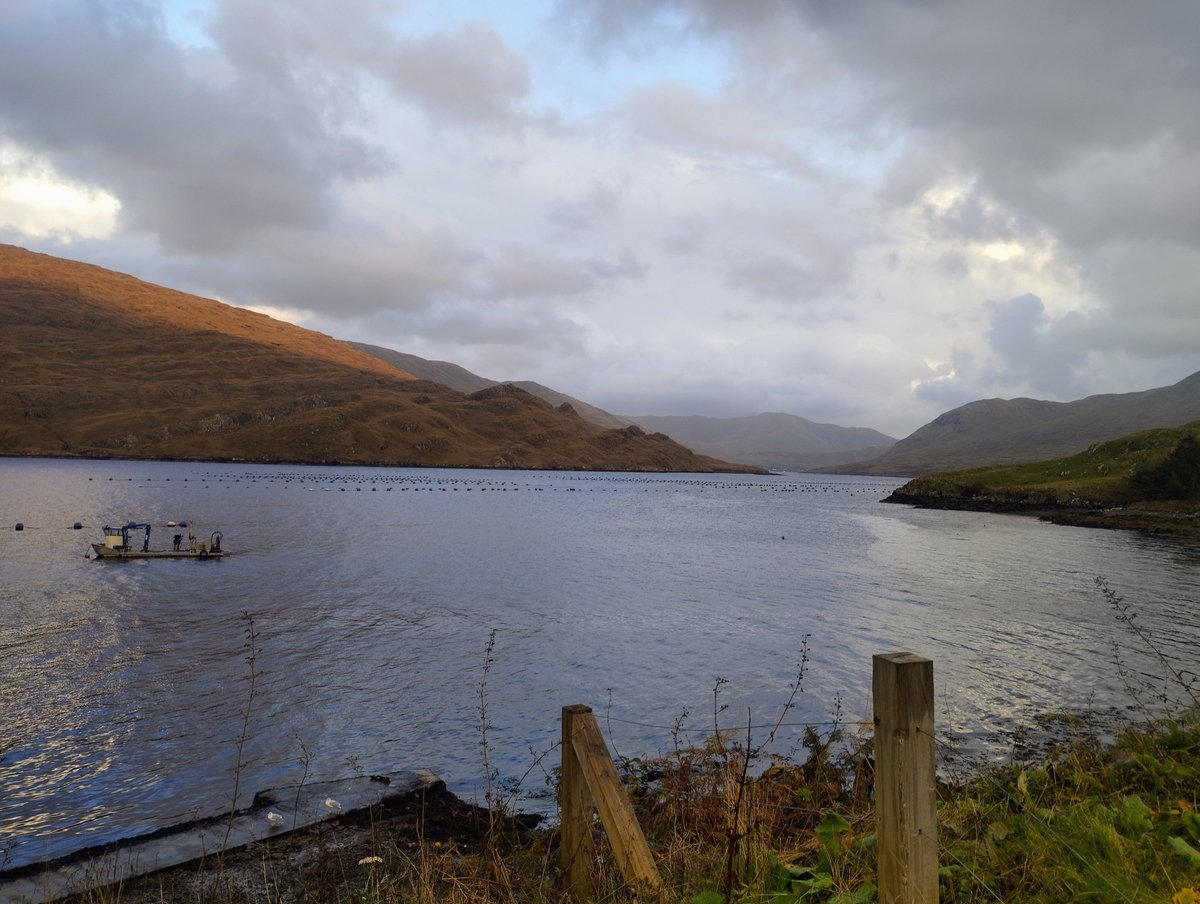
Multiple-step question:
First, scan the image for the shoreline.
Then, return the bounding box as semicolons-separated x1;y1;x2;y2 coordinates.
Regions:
883;491;1200;539
2;774;540;904
0;451;768;476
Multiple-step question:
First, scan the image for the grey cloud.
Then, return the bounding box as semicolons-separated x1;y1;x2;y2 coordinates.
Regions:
0;0;533;261
936;251;969;280
362;298;593;375
212;1;533;127
553;1;685;58
384;23;532;127
556;0;796;59
549;177;628;235
804;2;1200;253
922;187;1020;246
913;379;982;413
153;225;478;318
210;0;393;80
600;365;895;428
624;82;815;178
566;1;1200;336
725;248;849;304
800;2;1200;170
481;249;597;299
0;1;387;253
478;246;645;300
603;384;762;420
265;234;477;315
1025;135;1200;250
982;294;1089;398
726;254;812;303
912;348;983;409
587;248;645;280
1083;241;1200;323
418;305;589;355
660;218;710;256
911;287;1197;413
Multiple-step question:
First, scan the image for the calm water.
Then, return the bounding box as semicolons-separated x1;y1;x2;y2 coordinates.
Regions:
2;458;1198;870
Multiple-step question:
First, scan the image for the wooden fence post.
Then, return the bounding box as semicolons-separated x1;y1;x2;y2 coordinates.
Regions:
561;704;663;900
873;652;938;904
562;705;597;900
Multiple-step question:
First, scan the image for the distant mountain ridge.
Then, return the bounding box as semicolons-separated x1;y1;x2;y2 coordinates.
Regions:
627;413;896;471
351;344;632;429
851;371;1200;476
354;345;896;470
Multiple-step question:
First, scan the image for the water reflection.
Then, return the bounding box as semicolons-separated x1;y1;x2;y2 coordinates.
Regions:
1;460;1196;871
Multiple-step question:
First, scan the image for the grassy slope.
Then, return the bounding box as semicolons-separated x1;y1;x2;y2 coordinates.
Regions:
885;422;1200;533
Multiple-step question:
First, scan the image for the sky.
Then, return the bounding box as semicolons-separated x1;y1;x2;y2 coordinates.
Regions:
2;1;1198;438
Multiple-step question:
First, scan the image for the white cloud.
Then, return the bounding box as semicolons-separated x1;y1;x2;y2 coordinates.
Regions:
0;144;120;239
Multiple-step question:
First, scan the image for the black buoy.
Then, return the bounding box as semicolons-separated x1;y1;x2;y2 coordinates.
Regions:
15;523;24;531
73;522;83;530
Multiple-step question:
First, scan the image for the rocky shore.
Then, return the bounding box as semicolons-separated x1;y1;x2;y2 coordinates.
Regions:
5;778;541;904
884;486;1200;538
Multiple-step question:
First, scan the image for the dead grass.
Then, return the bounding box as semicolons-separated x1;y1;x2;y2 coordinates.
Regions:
60;782;551;904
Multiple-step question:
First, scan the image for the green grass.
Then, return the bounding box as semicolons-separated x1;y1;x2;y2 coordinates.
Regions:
934;712;1200;903
894;421;1200;510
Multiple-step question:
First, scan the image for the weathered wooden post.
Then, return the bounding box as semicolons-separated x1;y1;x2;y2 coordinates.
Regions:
562;705;597;899
873;652;938;904
561;704;663;901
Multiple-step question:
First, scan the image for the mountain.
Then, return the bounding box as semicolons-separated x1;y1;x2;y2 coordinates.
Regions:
0;245;759;473
626;413;896;472
354;345;896;469
351;344;632;429
851;372;1200;476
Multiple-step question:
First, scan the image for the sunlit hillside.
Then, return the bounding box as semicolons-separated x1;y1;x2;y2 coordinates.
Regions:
0;245;759;473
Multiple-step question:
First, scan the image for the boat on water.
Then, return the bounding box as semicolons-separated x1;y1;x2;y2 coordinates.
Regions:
91;522;226;560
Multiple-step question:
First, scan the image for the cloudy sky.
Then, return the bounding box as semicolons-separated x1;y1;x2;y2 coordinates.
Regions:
2;0;1198;437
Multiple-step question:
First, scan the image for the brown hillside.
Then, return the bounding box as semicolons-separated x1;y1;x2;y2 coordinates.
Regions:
0;245;758;472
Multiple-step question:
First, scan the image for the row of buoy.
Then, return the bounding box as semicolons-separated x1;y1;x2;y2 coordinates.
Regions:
81;471;892;490
71;469;901;499
13;522;85;530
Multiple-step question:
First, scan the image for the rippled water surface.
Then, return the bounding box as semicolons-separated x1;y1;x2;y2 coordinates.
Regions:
2;458;1198;869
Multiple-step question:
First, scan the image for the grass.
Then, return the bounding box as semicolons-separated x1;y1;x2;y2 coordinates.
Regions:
60;703;1200;903
935;712;1200;903
72;708;1195;904
47;720;1200;904
888;422;1200;539
895;422;1200;504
